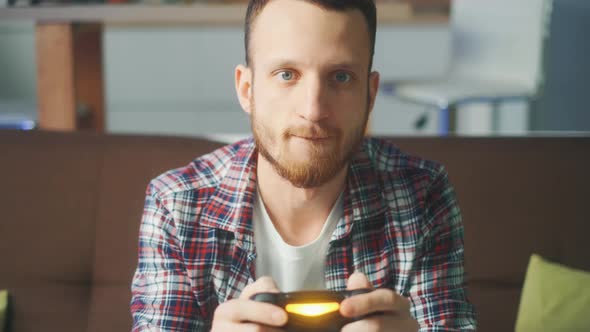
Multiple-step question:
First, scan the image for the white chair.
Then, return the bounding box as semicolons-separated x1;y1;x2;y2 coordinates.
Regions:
381;0;551;135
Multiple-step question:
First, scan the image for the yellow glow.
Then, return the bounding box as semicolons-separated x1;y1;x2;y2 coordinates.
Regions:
285;302;340;317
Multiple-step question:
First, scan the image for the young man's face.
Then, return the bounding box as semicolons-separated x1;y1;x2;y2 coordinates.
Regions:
238;0;380;188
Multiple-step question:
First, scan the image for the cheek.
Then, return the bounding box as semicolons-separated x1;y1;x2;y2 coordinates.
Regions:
254;99;293;132
330;85;367;109
337;100;368;128
253;103;285;140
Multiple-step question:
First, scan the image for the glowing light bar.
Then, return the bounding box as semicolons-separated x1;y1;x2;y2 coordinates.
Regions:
285;302;340;317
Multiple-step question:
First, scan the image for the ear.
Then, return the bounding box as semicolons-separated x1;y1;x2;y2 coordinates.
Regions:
235;64;253;115
367;71;380;115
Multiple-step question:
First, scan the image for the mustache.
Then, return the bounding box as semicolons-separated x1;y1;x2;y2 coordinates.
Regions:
284;124;341;139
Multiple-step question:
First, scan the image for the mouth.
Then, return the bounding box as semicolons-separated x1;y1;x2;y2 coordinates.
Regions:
293;135;331;141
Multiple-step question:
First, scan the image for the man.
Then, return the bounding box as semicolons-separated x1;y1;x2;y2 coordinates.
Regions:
131;0;477;330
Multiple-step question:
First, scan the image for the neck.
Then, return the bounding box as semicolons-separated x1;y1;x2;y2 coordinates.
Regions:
256;154;348;246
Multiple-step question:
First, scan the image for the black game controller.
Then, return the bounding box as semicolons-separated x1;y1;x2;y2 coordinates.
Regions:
250;288;375;332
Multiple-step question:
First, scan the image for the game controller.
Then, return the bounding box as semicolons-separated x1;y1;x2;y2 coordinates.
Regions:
250;288;376;332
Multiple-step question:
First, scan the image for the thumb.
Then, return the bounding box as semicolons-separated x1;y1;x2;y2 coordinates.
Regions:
240;276;281;300
346;272;373;290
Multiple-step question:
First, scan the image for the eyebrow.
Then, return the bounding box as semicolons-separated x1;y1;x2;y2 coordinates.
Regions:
266;59;363;72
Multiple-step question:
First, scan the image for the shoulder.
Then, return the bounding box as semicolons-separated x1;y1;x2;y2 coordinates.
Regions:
362;137;447;183
147;138;253;200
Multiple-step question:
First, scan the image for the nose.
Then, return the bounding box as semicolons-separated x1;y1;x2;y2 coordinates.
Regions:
297;74;330;122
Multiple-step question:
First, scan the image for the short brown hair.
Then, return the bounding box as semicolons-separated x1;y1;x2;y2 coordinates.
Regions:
244;0;377;70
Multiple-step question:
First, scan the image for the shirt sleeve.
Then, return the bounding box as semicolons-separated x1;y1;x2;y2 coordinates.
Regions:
130;182;207;331
408;167;478;331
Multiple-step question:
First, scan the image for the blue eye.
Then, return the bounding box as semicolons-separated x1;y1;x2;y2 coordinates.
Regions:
334;72;351;83
279;71;295;81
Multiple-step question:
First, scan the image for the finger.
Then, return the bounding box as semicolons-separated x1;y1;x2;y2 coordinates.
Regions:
346;272;373;291
341;289;411;318
214;299;288;326
240;322;287;332
214;321;285;332
341;314;419;332
240;276;281;300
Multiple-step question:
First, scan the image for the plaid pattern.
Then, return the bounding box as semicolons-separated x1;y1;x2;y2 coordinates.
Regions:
131;137;477;331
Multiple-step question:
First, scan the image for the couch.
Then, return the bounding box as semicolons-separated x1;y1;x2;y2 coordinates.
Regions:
1;129;589;332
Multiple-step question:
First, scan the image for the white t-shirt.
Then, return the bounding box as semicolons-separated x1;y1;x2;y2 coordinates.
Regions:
253;190;343;292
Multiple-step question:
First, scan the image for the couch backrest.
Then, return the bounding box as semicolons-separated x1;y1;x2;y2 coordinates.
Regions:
1;131;589;332
393;137;590;332
0;132;103;332
87;134;224;332
0;130;224;332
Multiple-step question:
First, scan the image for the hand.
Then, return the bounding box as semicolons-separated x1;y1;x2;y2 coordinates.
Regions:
339;272;419;332
211;276;287;332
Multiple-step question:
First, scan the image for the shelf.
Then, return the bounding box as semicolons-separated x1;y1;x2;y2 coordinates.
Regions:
0;3;449;26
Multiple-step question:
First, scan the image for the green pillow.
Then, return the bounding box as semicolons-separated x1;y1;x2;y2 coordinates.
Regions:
515;254;590;332
0;290;7;332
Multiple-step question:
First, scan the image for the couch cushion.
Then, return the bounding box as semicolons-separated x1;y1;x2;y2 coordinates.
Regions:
6;285;90;332
0;290;7;332
515;254;590;332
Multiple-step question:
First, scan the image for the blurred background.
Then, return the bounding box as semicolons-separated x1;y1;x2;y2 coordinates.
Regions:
0;0;589;142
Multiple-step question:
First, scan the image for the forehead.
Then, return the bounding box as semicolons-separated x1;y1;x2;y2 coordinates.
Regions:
249;0;371;70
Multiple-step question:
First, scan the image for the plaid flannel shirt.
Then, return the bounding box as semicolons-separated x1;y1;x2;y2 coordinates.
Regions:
130;137;477;331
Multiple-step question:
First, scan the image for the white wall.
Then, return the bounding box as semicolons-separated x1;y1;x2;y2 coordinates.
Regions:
0;20;450;137
0;21;36;100
104;24;450;138
1;1;549;138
